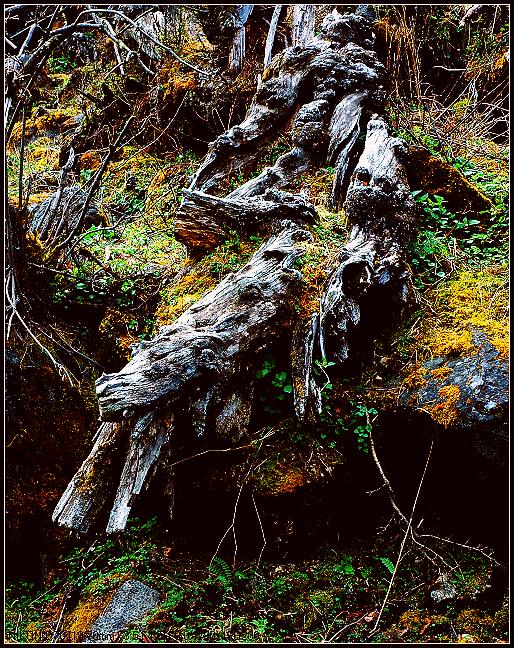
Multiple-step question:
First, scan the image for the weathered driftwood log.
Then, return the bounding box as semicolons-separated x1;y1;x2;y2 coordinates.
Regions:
53;7;418;534
178;8;384;258
188;9;383;195
293;116;417;421
53;221;310;532
96;220;309;421
176;188;316;254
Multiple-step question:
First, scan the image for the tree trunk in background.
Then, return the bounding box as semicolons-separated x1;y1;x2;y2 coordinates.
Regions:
291;5;316;47
228;5;254;74
264;5;283;69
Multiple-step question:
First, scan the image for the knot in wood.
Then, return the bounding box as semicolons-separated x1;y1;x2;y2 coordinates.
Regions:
238;281;263;302
262;248;288;261
198;348;217;368
354;167;371;185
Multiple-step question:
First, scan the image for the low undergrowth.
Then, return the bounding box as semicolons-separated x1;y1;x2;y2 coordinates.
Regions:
5;515;507;644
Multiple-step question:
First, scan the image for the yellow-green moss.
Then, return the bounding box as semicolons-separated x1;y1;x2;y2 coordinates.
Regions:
9;107;79;148
63;591;114;643
423;268;509;359
407;147;492;215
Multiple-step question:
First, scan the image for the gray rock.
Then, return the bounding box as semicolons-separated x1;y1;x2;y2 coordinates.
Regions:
85;579;159;643
400;330;508;428
430;577;458;604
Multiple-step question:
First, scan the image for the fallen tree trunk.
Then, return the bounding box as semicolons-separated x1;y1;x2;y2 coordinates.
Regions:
53;221;310;531
53;7;419;534
188;9;382;194
293;116;417;421
175;188;316;254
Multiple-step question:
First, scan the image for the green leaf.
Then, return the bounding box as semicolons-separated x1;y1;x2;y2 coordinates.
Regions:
378;556;395;575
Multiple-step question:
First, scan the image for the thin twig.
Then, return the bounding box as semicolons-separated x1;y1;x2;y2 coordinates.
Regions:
369;441;434;636
17;105;27;211
80;8;210;76
50;596;67;643
252;493;267;568
55;116;133;252
5;280;77;385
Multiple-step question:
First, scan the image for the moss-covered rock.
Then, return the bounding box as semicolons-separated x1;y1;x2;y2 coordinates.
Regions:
400;330;508;437
406;146;492;216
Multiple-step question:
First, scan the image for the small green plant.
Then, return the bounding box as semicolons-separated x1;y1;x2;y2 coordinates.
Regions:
378;556;396;575
256;355;293;414
48;55;77;73
318;388;377;453
251;618;268;634
208;556;233;592
64;516;158;592
334;554;355;576
408;190;506;289
349;402;377;453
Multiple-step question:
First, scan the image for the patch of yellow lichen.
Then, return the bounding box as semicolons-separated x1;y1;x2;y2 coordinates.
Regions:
394;268;507;423
25;137;61;173
28;192;52;208
422;268;509;360
428;384;461;427
403;365;428;390
144;166;181;219
424;329;474;358
76;463;97;494
100;147;190;227
297;252;327;317
9;107;79;148
154;268;215;330
491;49;508;82
429;366;452;381
63;592;114;643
